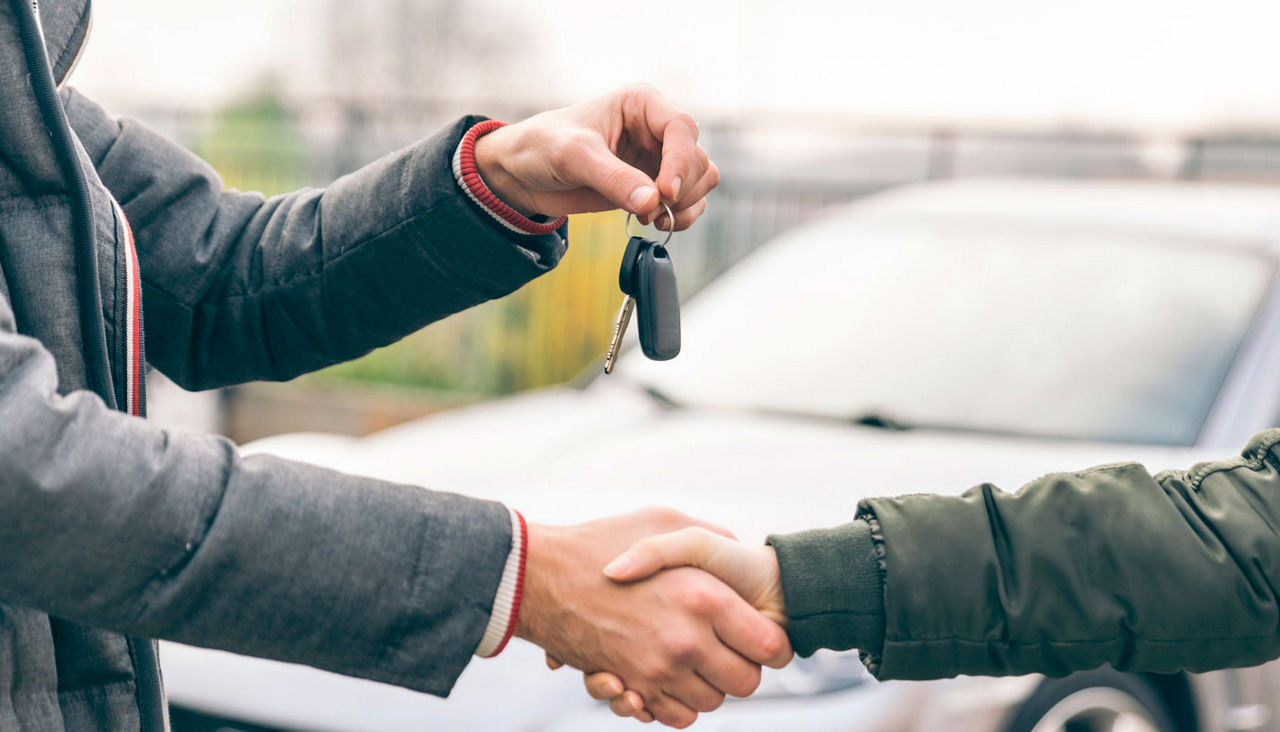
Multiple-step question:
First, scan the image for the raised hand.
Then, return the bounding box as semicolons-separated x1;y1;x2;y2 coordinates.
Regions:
580;527;791;723
472;83;719;230
517;510;790;729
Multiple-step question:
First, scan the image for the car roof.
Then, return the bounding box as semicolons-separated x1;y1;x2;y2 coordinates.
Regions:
853;177;1280;252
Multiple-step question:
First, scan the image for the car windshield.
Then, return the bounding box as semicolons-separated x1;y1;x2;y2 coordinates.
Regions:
622;212;1275;446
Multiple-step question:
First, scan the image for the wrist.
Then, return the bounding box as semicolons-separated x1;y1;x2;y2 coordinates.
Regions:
453;120;566;235
759;545;788;627
472;126;534;218
514;522;564;648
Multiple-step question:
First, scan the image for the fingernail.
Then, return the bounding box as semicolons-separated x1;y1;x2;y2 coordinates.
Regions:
671;176;682;200
607;680;623;696
629;186;656;211
603;555;633;578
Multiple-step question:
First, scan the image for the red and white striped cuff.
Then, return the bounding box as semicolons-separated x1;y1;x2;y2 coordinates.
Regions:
452;120;567;236
475;508;528;658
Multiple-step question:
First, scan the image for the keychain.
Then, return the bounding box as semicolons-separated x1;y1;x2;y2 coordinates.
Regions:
604;203;680;373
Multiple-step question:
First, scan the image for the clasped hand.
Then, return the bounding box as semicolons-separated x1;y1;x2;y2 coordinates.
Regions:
520;511;788;729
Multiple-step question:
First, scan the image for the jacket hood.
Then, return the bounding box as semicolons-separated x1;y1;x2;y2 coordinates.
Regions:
32;0;91;87
0;0;114;393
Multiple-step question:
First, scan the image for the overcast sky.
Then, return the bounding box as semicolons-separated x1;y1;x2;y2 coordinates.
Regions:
72;0;1280;135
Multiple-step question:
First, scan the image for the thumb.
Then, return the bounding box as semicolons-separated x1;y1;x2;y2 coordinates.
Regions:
602;526;726;583
562;140;659;215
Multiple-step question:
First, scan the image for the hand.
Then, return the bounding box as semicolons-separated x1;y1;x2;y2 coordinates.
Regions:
473;83;719;230
577;527;790;722
606;528;786;623
517;509;790;729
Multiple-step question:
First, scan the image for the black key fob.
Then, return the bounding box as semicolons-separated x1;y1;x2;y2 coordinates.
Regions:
635;244;680;361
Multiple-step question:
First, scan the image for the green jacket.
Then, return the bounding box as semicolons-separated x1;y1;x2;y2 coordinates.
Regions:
769;428;1280;680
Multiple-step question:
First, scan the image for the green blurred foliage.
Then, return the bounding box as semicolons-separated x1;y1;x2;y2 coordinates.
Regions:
196;78;307;198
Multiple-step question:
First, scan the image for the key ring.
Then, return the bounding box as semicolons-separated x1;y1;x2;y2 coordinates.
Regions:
624;202;675;247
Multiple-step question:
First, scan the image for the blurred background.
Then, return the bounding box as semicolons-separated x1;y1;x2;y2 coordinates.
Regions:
73;0;1280;443
76;2;1280;730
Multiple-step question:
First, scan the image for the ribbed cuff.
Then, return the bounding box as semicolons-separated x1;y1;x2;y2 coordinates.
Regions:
767;519;885;658
475;509;528;657
452;120;568;236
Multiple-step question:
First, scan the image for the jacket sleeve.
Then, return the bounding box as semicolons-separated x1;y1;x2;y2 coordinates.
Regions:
769;428;1280;681
0;289;512;695
62;89;567;390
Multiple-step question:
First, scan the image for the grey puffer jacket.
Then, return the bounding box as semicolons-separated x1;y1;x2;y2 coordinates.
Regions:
0;1;566;728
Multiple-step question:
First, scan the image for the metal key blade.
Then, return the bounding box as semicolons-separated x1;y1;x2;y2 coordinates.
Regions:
604;295;636;374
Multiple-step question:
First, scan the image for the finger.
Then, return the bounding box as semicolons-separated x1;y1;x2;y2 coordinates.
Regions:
656;198;707;233
560;140;658;215
667;147;711;211
603;526;726;582
608;690;646;718
636;708;655;723
637;93;700;204
645;692;699;729
669;157;718;213
664;674;726;714
584;671;625;700
545;653;564;670
695;648;762;699
712;592;794;669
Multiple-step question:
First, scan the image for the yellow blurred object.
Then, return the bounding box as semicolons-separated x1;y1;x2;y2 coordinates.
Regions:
316;210;627;394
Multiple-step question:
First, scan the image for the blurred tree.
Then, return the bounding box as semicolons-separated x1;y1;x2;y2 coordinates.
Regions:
196;76;306;197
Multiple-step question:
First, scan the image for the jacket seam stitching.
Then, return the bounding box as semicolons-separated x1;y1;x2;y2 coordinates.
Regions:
1187;435;1280;486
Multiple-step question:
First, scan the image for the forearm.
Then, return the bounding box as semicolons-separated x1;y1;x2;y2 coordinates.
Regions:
65;90;567;388
0;319;511;695
775;429;1280;681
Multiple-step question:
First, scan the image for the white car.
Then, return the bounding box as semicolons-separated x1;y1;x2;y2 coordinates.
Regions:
164;178;1280;732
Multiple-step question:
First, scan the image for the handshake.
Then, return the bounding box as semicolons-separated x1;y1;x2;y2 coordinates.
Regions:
515;508;792;729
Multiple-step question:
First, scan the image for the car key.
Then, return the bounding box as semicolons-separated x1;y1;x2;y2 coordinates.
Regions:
603;234;652;374
603;298;635;374
634;242;680;360
605;205;679;372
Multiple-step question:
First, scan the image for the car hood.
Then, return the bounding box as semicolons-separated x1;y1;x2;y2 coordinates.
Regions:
245;380;1213;544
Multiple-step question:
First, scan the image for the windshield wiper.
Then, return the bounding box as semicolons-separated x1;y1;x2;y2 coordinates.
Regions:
847;412;915;431
641;385;681;410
